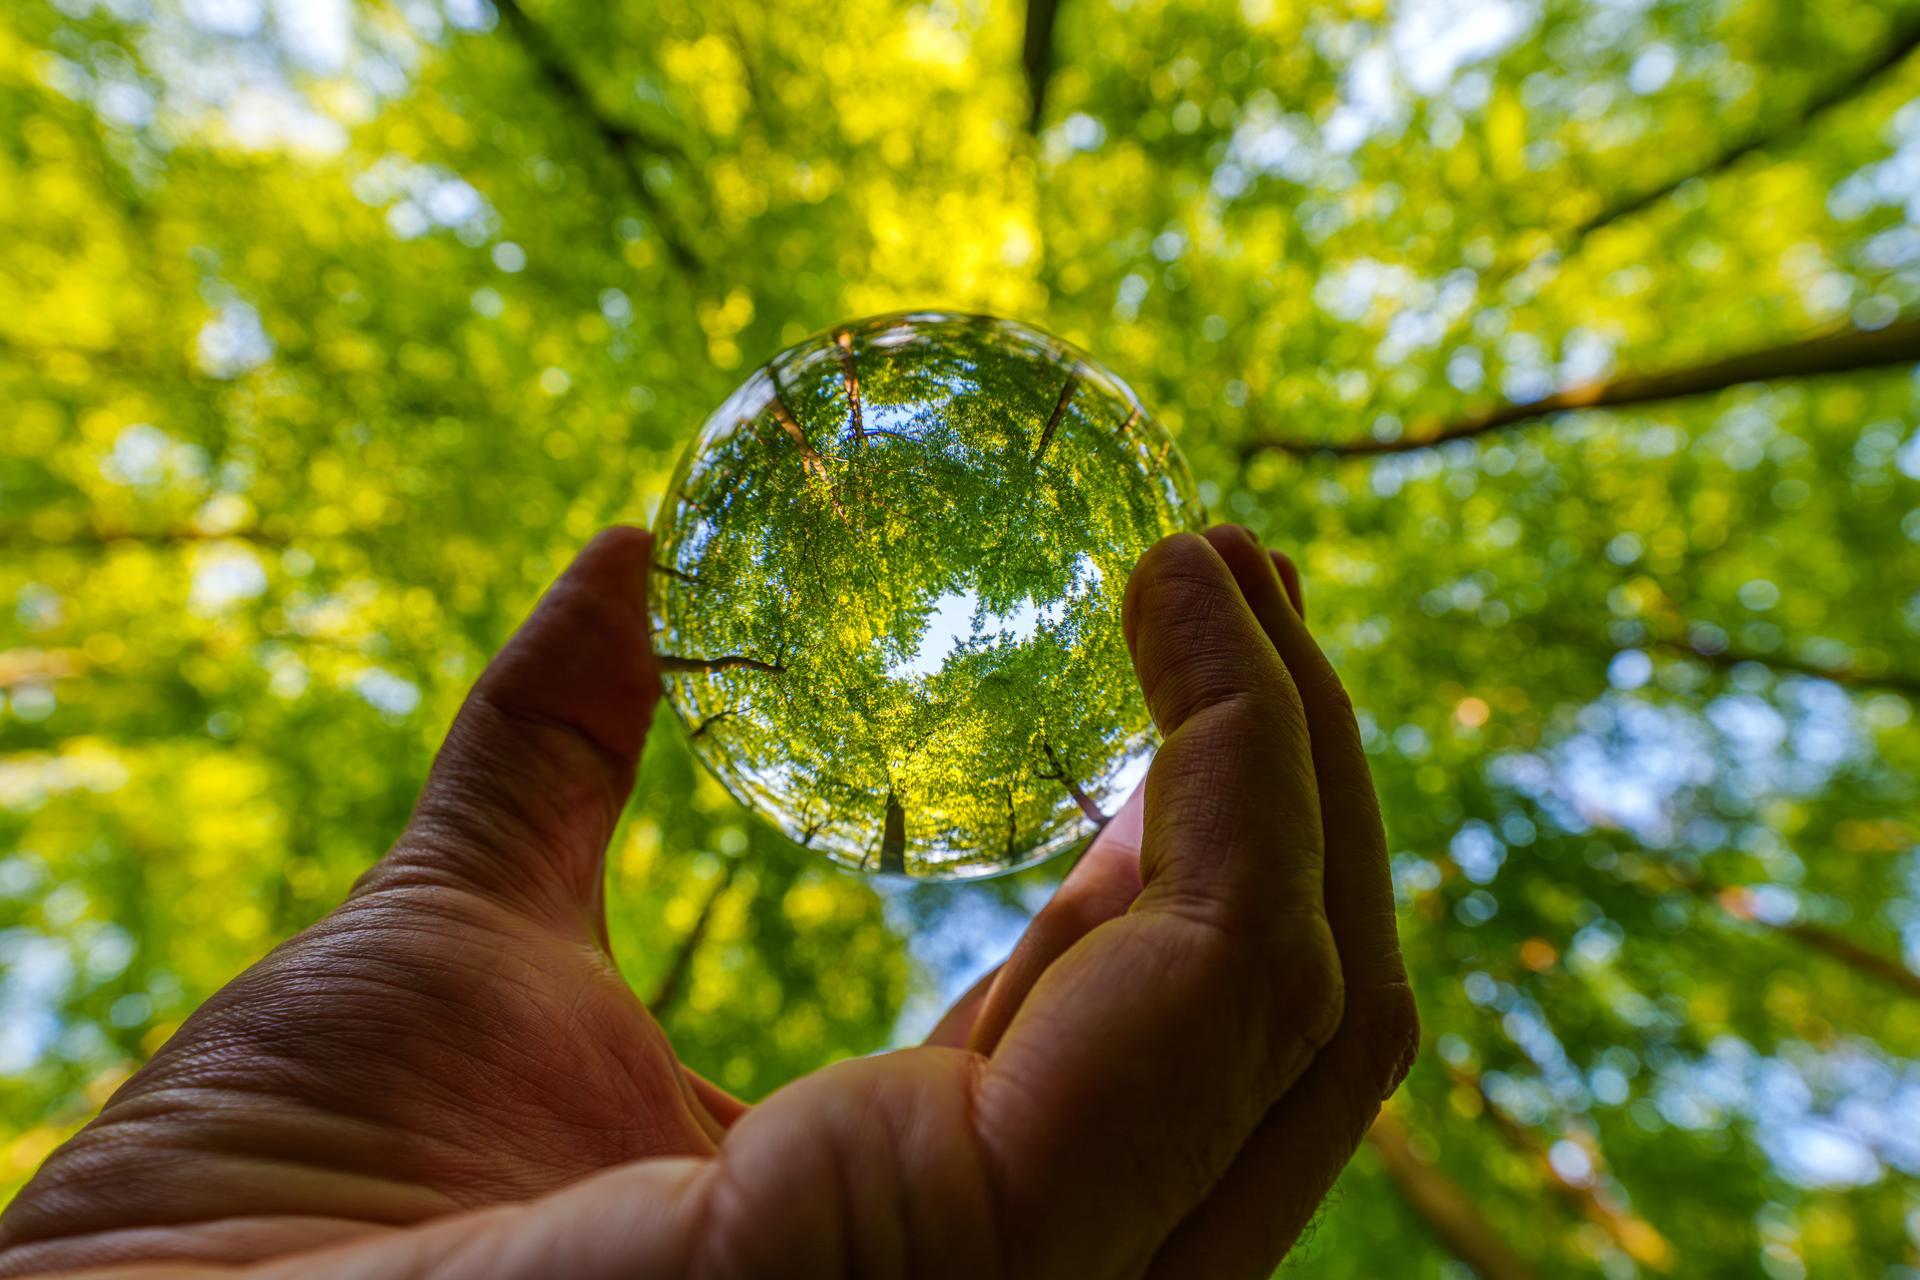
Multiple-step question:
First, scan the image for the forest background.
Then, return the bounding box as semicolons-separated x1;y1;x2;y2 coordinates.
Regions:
4;0;1920;1274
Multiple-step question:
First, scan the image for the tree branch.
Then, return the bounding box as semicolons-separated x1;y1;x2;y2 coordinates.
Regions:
652;561;699;585
0;524;290;548
1460;18;1920;312
1446;1061;1676;1270
492;0;701;278
1032;368;1081;464
1570;16;1920;249
0;649;85;690
1778;918;1920;1001
658;654;786;675
1673;869;1920;1001
1367;1113;1541;1280
648;860;738;1014
766;391;850;522
1022;0;1065;133
1245;315;1920;459
1643;636;1920;699
688;708;735;739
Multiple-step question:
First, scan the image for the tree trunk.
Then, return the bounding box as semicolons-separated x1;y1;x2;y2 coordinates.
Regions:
1367;1113;1540;1280
1005;788;1020;863
1022;0;1065;132
880;790;907;875
1041;741;1108;826
835;328;864;447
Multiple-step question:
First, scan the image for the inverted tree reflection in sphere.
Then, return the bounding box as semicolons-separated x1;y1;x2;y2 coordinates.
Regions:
650;313;1204;879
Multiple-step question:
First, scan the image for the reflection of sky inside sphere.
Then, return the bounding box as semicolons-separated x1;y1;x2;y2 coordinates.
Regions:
651;313;1202;879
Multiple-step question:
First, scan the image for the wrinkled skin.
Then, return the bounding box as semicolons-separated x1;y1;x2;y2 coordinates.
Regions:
0;524;1416;1280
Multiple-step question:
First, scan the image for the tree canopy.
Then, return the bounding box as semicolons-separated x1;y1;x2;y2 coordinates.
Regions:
3;0;1920;1275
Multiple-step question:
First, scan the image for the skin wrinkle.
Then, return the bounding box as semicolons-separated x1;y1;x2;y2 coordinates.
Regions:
89;1091;460;1177
276;912;672;1099
963;1082;1018;1280
184;987;571;1115
103;929;711;1206
464;689;643;790
897;1057;994;1280
125;1073;580;1202
387;807;594;926
1348;978;1421;1103
434;708;632;852
0;1215;397;1276
980;929;1270;1233
825;1090;870;1278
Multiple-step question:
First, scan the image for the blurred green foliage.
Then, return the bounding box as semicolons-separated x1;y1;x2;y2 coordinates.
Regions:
2;0;1920;1275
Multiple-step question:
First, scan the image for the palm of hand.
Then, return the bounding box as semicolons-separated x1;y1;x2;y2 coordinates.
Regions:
0;533;736;1271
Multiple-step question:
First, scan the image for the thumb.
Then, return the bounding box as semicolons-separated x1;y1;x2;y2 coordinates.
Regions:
367;527;661;934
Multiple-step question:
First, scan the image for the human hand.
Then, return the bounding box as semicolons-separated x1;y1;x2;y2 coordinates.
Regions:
0;528;747;1275
0;523;1415;1280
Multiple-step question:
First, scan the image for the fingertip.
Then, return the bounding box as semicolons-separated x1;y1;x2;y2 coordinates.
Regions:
1201;524;1290;623
580;524;655;585
592;523;653;548
1123;530;1295;739
1122;530;1224;656
471;529;664;764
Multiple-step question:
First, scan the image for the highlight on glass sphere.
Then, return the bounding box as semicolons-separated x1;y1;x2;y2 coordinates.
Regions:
649;312;1204;879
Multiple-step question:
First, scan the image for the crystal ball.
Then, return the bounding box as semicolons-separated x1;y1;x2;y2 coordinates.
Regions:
650;312;1203;878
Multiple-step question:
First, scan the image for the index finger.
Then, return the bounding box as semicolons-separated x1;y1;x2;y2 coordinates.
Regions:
971;532;1344;1276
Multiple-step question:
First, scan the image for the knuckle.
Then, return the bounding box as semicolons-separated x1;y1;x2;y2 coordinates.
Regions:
1290;935;1348;1053
1304;663;1356;719
1363;981;1422;1100
1256;920;1345;1083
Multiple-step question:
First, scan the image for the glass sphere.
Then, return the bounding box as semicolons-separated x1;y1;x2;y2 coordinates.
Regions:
650;312;1203;879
